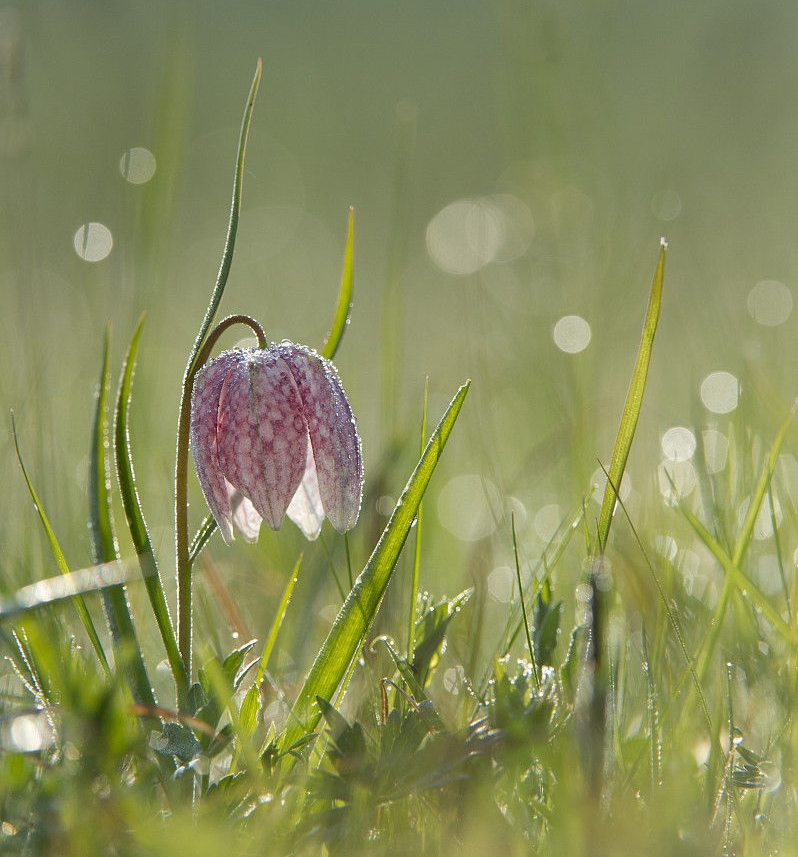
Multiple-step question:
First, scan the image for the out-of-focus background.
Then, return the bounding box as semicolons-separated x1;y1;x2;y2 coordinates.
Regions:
3;1;798;679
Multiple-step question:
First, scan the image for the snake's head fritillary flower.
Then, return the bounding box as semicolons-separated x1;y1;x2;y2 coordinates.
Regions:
190;343;363;543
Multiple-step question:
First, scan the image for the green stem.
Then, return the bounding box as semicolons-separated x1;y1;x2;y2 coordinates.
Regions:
175;314;267;677
174;60;261;681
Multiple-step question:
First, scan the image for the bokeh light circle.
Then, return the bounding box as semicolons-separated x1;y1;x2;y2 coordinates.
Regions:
747;279;793;326
120;147;157;184
661;426;696;462
553;315;591;353
700;371;739;414
437;474;500;541
73;222;113;262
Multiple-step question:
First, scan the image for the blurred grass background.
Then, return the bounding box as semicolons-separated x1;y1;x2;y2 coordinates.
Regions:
2;0;798;690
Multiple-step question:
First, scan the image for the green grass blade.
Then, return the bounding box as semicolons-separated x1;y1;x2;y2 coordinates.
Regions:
186;59;262;373
0;561;136;622
597;241;666;550
11;413;110;673
89;326;155;707
188;514;219;565
731;400;796;568
321;206;354;361
407;377;428;663
115;316;188;698
254;554;302;685
278;380;470;763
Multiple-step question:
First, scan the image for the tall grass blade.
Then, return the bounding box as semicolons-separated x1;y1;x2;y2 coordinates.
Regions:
0;560;135;622
186;59;262;374
322;206;354;361
278;381;470;763
89;325;155;707
115;316;188;698
254;554;302;685
597;241;666;550
11;413;109;672
407;377;428;663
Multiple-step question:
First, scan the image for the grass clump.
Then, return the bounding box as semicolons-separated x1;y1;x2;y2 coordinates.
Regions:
2;63;798;857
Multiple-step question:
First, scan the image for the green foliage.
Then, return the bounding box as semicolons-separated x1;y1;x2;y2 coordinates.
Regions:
5;60;798;857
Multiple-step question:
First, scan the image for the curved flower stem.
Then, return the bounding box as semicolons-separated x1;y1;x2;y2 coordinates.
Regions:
175;314;267;679
173;59;261;695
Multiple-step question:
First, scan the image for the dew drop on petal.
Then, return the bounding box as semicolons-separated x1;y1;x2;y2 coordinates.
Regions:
553;315;591;353
73;222;113;262
700;371;739;414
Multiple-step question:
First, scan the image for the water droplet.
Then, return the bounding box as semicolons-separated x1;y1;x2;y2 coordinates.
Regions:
73;222;113;262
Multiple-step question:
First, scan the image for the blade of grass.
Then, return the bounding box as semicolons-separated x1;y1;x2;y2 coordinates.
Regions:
321;206;354;361
597;240;666;551
278;380;470;765
407;377;428;663
0;560;136;622
115;315;188;702
90;325;155;707
188;513;218;565
11;412;109;673
254;554;302;685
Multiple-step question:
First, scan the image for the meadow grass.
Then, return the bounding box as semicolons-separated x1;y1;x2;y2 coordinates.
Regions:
2;62;798;857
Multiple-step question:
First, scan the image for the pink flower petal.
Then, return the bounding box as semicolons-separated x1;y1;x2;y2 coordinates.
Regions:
190;354;237;543
278;344;363;533
286;439;326;540
216;349;308;530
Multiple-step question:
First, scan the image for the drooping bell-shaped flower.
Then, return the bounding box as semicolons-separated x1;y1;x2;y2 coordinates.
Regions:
190;342;363;543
